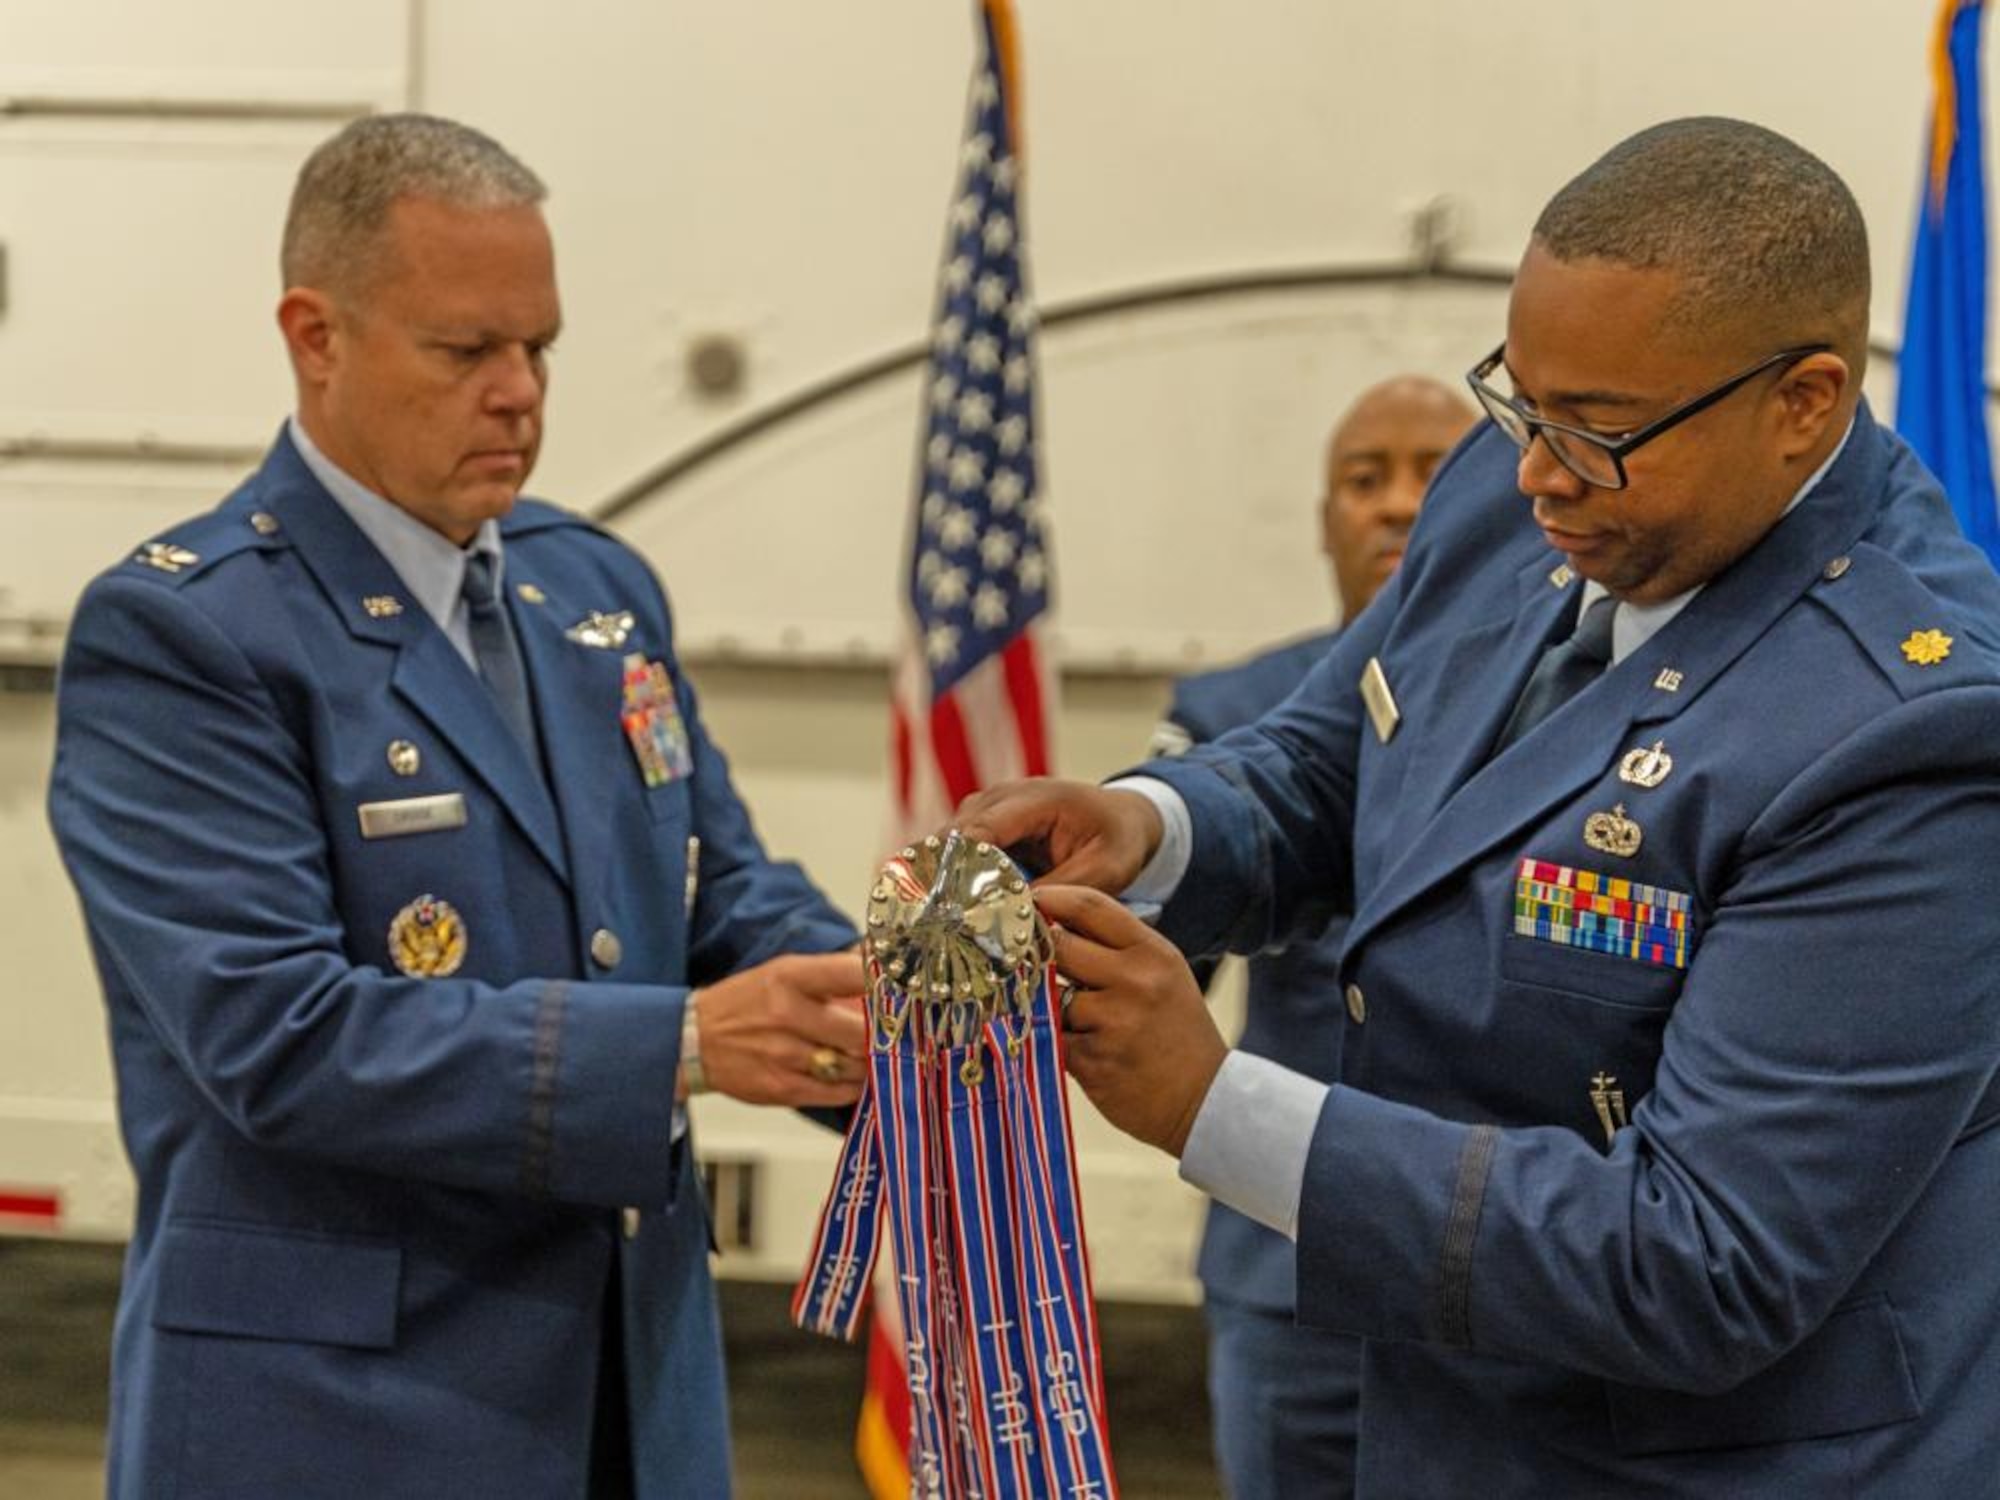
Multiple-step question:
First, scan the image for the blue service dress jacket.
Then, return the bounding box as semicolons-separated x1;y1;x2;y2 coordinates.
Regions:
1167;633;1346;1316
1141;405;2000;1496
48;432;857;1500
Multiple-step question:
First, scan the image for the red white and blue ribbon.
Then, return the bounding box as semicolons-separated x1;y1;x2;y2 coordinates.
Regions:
794;833;1117;1497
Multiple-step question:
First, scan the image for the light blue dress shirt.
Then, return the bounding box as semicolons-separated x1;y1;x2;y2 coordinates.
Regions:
287;417;503;672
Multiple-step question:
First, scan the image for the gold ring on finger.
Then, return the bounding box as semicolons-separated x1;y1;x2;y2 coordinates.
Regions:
809;1046;843;1083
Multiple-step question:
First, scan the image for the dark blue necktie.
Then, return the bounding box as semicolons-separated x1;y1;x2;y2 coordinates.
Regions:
461;552;543;765
1494;593;1618;751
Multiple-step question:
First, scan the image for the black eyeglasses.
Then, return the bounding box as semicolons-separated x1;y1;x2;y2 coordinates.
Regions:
1466;342;1832;490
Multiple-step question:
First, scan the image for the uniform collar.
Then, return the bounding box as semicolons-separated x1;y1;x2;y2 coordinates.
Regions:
1581;416;1855;663
287;416;502;638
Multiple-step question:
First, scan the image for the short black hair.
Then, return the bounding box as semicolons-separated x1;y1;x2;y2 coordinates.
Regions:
1532;118;1870;361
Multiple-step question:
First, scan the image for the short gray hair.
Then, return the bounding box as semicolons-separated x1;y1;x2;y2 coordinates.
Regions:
281;112;546;293
1531;118;1870;364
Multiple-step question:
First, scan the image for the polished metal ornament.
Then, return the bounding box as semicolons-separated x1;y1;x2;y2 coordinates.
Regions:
135;542;200;574
362;595;404;619
388;893;467;977
864;830;1051;1081
1617;740;1673;790
1582;803;1644;859
566;609;636;649
1588;1071;1629;1147
1901;628;1953;666
357;792;466;840
386;740;421;777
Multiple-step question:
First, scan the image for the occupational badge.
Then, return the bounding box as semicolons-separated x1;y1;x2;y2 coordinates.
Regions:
1617;740;1673;789
1901;628;1953;666
794;833;1117;1494
621;653;693;787
568;610;636;649
387;893;468;978
1588;1071;1630;1147
1582;802;1643;858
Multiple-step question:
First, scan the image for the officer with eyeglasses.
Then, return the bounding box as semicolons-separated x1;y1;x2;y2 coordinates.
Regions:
962;117;2000;1495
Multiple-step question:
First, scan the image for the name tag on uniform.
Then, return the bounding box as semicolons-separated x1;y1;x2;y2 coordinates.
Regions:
1360;657;1401;744
357;793;468;840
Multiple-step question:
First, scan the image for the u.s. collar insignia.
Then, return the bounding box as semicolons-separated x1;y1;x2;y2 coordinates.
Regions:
135;542;199;574
1900;628;1953;666
1582;802;1643;858
1617;740;1673;789
388;893;467;977
362;595;404;619
566;610;636;649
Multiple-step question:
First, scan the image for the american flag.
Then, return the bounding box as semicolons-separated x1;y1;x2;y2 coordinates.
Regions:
889;0;1053;833
865;5;1051;1493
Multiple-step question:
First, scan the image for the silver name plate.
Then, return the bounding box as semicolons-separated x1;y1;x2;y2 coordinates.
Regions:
357;793;468;840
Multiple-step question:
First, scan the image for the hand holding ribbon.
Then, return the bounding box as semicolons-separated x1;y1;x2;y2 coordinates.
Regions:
1037;885;1228;1159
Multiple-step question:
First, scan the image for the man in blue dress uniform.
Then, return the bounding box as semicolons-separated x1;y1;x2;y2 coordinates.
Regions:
49;115;869;1499
964;118;2000;1495
1156;376;1473;1498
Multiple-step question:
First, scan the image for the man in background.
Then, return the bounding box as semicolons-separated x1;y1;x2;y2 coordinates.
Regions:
49;114;867;1499
1156;376;1473;1499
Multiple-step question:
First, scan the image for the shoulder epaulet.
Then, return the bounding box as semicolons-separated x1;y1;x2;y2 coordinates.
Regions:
1811;542;2000;699
116;503;286;589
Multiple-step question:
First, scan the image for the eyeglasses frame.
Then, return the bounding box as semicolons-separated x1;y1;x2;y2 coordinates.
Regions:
1465;341;1835;491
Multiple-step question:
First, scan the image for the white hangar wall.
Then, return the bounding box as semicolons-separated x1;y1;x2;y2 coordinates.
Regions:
0;0;1971;1293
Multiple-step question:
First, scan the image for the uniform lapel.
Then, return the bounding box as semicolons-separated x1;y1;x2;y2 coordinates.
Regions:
258;439;572;886
508;576;631;902
1344;409;1888;954
1390;554;1581;837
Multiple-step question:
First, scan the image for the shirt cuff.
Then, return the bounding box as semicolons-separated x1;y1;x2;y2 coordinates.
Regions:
1105;775;1193;908
1177;1051;1328;1240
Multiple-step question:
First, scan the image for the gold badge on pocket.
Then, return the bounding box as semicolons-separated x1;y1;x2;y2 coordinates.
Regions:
388;894;468;978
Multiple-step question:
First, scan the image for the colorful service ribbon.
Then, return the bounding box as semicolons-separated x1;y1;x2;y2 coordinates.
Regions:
794;831;1117;1498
